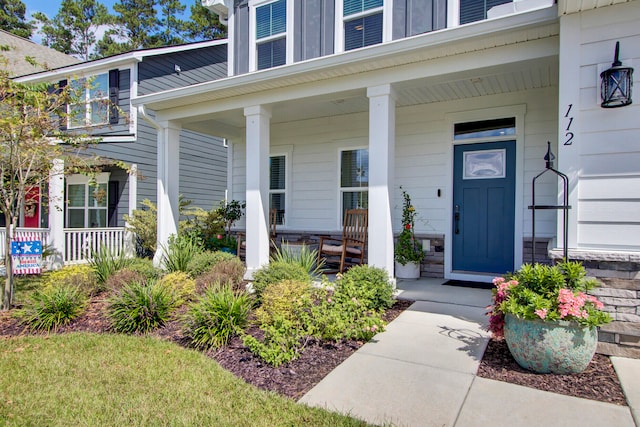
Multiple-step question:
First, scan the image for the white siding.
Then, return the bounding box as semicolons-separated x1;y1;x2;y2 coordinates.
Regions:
574;1;640;251
231;86;558;238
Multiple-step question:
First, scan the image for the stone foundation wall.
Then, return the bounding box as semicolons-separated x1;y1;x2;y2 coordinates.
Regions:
416;234;444;278
550;249;640;358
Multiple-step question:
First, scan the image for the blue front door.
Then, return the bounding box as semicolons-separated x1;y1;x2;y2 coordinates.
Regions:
452;141;516;274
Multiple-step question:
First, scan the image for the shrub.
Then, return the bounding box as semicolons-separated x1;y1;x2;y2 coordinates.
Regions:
160;235;203;273
186;250;236;277
194;257;246;294
335;265;394;311
270;244;325;277
123;199;158;253
43;264;100;296
126;258;161;281
105;269;146;293
107;281;178;333
89;244;131;285
157;271;197;303
242;316;305;367
18;286;87;331
252;261;311;298
255;280;311;327
183;285;253;349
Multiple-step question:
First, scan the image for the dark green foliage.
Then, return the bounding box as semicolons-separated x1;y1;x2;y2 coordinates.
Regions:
89;244;132;285
18;286;87;331
270;245;325;277
183;285;252;349
0;0;34;39
161;235;203;273
186;0;227;41
242;316;304;367
126;257;161;281
336;265;395;310
186;250;236;277
107;281;177;333
252;261;311;298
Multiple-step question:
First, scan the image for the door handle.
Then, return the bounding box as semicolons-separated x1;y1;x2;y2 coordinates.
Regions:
454;205;460;234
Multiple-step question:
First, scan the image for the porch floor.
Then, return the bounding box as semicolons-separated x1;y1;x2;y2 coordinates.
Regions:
299;278;637;427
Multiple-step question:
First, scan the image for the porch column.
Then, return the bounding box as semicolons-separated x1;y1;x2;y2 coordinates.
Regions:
367;84;396;280
125;164;138;258
48;158;65;269
153;122;181;267
244;105;271;279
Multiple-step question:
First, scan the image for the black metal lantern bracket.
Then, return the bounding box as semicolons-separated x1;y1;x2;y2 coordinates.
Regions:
528;142;571;263
600;41;634;108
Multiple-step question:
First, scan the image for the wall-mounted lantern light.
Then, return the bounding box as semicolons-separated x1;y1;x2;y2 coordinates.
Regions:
600;41;633;108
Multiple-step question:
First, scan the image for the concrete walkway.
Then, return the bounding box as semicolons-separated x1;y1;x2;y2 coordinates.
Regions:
300;278;639;427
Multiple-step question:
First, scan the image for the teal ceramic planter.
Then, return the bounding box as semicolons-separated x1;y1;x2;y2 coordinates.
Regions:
503;314;597;374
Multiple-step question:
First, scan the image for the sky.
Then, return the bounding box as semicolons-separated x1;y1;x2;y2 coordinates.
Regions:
24;0;121;20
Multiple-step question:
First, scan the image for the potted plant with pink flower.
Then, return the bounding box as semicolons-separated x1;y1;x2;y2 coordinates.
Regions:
487;260;611;374
394;188;425;279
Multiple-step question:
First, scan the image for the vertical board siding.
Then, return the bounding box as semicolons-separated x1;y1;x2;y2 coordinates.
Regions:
235;1;250;75
393;0;447;40
576;1;640;251
137;45;228;96
294;0;335;62
231;86;557;237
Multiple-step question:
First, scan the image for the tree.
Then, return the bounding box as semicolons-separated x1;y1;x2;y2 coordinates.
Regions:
33;0;113;61
186;0;226;41
0;0;34;39
0;55;107;310
157;0;188;46
95;0;159;57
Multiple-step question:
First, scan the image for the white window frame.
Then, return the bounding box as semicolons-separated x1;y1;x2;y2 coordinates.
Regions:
269;152;289;227
338;146;369;227
67;72;110;129
66;172;110;228
249;0;294;72
335;0;392;54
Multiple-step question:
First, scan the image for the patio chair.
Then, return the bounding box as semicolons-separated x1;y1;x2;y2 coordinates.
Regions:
237;209;278;259
317;208;368;273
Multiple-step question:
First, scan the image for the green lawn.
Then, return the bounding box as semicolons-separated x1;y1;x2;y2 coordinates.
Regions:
0;333;367;426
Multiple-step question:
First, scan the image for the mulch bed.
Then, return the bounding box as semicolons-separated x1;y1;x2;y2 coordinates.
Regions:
0;297;629;406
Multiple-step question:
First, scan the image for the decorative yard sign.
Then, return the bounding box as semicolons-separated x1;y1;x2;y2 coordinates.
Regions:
11;238;43;275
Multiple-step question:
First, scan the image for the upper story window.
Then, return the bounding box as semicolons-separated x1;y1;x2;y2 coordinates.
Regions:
460;0;512;24
68;73;109;128
255;0;287;70
343;0;384;51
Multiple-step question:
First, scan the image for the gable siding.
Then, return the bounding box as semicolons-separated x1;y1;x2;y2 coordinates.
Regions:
235;1;250;75
137;45;228;96
293;0;335;62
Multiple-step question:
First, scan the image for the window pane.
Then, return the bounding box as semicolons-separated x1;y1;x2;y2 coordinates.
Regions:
89;73;108;99
69;103;86;127
67;209;85;228
460;0;512;24
344;0;382;16
454;117;516;140
270;156;286;190
90;100;108;125
68;184;85;207
257;37;286;70
341;149;369;188
88;209;107;228
256;0;286;39
270;193;285;225
342;191;368;218
345;13;382;51
89;184;108;208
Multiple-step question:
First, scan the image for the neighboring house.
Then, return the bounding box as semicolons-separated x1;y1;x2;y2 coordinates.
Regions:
0;29;79;77
11;40;229;265
134;1;639;355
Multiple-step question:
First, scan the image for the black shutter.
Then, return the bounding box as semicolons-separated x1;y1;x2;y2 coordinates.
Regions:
108;181;119;227
58;79;67;130
108;69;119;125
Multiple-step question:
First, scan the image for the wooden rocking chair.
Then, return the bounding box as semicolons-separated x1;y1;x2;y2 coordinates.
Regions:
237;209;278;259
317;208;368;273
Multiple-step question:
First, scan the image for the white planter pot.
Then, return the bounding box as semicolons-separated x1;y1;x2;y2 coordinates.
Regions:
395;261;421;279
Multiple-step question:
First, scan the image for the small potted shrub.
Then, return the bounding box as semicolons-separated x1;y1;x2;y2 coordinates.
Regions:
487;260;611;374
394;188;425;279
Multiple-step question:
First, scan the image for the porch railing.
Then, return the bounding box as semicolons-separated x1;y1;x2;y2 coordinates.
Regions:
64;227;133;264
0;228;51;260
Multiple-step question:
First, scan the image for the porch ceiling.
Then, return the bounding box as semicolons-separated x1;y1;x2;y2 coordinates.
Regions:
180;56;559;137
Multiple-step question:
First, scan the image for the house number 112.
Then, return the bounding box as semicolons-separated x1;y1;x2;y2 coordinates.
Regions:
564;104;574;146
